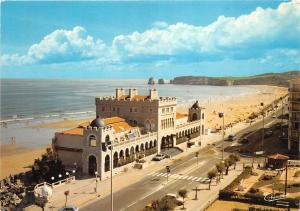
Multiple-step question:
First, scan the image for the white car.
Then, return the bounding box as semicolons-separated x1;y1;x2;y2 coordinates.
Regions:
58;205;79;211
152;154;166;161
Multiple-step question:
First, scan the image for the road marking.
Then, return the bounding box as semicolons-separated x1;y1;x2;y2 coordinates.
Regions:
186;176;194;180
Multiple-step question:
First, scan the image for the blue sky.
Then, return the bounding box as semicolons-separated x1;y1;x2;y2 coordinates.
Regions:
1;0;299;79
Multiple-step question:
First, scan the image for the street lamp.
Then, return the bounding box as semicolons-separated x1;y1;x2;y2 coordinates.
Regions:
58;174;62;180
280;97;284;137
66;172;70;178
51;176;55;182
218;112;225;161
105;140;114;211
260;102;265;151
95;171;98;193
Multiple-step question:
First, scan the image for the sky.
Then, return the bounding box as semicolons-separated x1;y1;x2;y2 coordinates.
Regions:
1;0;300;79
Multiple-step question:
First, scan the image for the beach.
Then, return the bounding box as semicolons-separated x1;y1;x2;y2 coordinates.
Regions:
0;85;288;179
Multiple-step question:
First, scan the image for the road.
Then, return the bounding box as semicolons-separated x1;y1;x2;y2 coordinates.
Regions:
82;105;286;211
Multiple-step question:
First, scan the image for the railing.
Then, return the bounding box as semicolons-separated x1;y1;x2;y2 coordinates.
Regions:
113;132;158;147
34;176;75;190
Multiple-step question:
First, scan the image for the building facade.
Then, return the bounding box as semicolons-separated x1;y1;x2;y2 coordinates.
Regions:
53;88;205;179
288;78;300;155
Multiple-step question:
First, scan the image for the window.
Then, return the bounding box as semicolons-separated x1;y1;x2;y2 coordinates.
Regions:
171;107;173;112
89;135;97;147
130;108;133;112
117;108;120;113
202;113;205;119
166;108;169;112
113;107;115;111
162;108;165;113
102;107;105;112
150;108;152;112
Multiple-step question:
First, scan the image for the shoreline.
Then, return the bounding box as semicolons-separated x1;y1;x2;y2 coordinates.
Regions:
0;85;287;179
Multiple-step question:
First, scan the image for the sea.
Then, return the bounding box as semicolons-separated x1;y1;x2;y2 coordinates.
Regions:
0;79;262;147
0;79;261;122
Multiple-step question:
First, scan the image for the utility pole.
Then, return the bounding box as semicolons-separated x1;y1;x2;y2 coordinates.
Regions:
193;186;201;200
280;97;284;137
285;163;288;197
218;112;225;161
260;103;265;151
108;141;114;211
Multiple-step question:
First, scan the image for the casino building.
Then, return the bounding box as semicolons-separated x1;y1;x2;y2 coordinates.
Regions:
52;88;205;179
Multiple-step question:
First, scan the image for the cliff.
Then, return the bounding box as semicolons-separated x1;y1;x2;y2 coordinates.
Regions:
170;71;299;87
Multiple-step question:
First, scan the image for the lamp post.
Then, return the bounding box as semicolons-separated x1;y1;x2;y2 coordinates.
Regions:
58;174;62;180
280;97;284;137
260;103;265;151
106;140;114;211
95;171;98;193
218;112;225;161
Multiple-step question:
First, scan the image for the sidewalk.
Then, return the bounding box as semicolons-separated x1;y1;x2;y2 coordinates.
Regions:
26;118;260;211
173;163;243;211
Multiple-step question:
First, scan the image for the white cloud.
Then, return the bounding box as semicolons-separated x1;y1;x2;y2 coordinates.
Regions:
1;26;109;65
1;1;299;67
113;1;300;59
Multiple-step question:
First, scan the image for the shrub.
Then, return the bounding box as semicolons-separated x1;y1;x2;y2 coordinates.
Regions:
249;188;259;194
294;170;300;177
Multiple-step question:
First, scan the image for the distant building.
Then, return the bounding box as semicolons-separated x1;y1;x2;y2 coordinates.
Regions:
288;78;300;155
53;88;205;179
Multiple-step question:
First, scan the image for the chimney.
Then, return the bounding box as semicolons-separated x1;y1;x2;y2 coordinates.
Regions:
129;88;138;99
149;89;158;100
116;88;125;99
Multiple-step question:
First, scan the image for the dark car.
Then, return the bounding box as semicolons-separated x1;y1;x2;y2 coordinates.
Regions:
238;138;249;144
265;131;273;138
227;134;237;141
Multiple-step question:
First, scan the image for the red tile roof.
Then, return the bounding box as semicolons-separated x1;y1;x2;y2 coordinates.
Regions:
176;113;188;119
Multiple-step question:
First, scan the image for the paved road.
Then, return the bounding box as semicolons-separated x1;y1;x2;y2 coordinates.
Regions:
82;106;286;211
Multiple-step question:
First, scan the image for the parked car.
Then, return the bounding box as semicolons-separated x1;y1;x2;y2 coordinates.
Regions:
238;138;249;144
58;205;79;211
227;134;237;141
165;193;184;206
272;115;277;118
265;130;273;138
152;154;166;161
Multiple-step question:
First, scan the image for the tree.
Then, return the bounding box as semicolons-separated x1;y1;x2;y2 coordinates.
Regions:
224;159;234;175
64;190;70;207
207;169;217;190
178;189;188;210
216;162;225;180
229;154;240;170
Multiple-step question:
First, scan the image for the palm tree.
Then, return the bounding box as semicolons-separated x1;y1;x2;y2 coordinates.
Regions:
64;190;70;207
207;169;217;190
178;189;188;210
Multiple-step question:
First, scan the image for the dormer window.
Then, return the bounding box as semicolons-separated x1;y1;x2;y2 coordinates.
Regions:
89;135;97;147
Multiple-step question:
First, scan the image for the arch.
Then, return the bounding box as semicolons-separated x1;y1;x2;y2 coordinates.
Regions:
179;131;182;138
125;148;130;157
119;150;124;158
141;143;144;151
105;135;110;143
88;155;97;175
154;139;157;147
130;146;135;155
150;140;153;148
135;145;139;152
185;130;188;136
192;113;198;121
113;152;118;168
105;155;110;172
145;142;149;150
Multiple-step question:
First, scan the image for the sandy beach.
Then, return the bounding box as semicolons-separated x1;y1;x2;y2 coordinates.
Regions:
0;85;287;179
